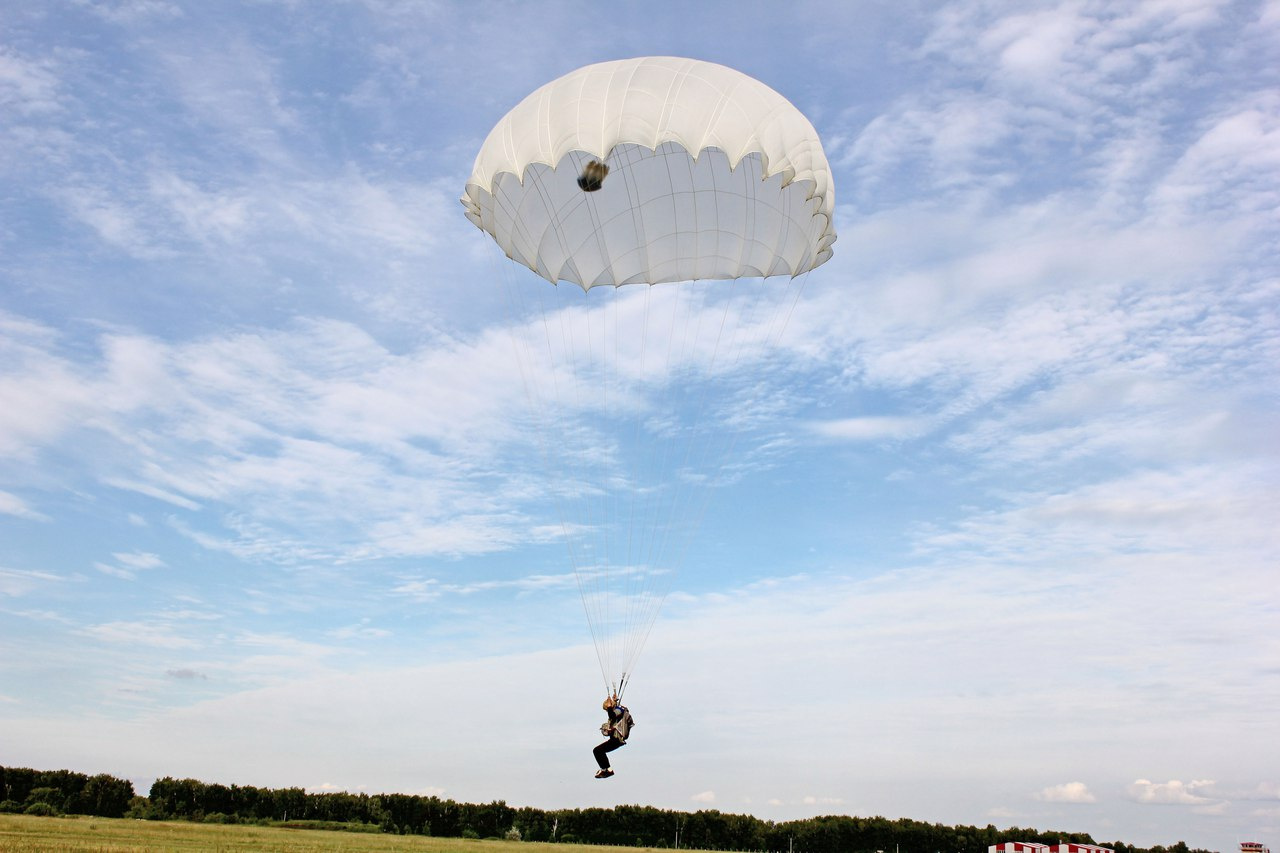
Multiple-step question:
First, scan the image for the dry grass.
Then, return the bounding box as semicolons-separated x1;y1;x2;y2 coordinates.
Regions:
0;813;652;853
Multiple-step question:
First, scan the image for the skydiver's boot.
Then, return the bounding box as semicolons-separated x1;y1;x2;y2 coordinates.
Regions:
594;768;614;779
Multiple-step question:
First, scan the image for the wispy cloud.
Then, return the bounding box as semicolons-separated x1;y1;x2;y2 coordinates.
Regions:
0;490;49;521
94;551;166;581
0;48;63;115
807;415;931;442
80;620;202;650
391;570;581;603
0;568;69;598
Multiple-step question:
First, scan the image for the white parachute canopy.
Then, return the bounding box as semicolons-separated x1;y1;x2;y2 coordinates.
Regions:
461;57;836;694
462;56;835;289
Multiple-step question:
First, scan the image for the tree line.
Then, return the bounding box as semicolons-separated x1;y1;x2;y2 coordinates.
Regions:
0;765;1213;853
0;766;135;818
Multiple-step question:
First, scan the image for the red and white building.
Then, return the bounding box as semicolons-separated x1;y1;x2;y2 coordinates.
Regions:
1240;843;1269;853
990;844;1113;853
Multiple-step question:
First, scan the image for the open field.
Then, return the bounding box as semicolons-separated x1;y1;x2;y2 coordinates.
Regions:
0;814;649;853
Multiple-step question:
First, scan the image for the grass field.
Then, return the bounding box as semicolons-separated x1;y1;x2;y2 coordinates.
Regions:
0;813;645;852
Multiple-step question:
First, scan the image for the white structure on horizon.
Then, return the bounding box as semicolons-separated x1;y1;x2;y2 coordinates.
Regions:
1241;843;1269;853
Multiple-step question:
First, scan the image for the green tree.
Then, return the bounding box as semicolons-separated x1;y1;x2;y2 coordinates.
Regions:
82;773;135;817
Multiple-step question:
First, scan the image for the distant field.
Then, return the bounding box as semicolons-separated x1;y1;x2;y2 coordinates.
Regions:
0;814;643;852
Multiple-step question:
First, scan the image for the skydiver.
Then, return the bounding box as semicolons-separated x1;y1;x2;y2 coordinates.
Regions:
593;694;634;778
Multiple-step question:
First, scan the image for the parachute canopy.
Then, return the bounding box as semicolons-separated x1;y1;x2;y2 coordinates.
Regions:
462;58;835;695
461;56;836;289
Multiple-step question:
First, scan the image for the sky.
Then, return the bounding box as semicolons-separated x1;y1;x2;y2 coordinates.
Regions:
1;0;1278;849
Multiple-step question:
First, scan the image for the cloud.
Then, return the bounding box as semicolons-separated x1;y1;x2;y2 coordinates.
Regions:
0;567;68;597
1035;782;1096;803
808;416;930;442
0;490;49;521
391;570;593;603
1250;781;1280;799
329;621;391;641
165;668;207;681
802;796;845;806
80;620;203;650
0;48;63;115
1;285;831;570
95;551;167;580
691;790;716;804
1127;779;1217;805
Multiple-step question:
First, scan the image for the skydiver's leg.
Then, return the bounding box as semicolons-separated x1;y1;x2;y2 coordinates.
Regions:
593;738;623;769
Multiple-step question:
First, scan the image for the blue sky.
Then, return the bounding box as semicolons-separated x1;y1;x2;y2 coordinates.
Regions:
2;0;1278;848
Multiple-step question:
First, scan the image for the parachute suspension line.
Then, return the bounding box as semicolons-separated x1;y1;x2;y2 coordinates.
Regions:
620;274;685;685
578;164;620;682
624;279;740;682
485;241;609;694
620;284;652;686
621;154;809;681
517;151;634;690
491;152;814;696
554;287;613;693
464;59;837;702
616;142;733;682
683;264;816;597
679;164;788;557
504;161;618;692
609;146;683;682
613;144;657;688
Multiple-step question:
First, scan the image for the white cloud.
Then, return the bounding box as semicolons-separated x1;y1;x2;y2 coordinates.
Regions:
114;552;165;571
83;1;184;25
801;796;845;806
329;621;391;641
391;570;581;603
0;567;68;597
1127;779;1217;805
0;490;49;521
1251;781;1280;799
808;416;930;442
1035;782;1096;803
95;551;167;580
0;49;62;115
691;790;716;804
80;620;201;650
